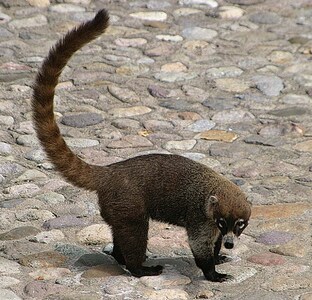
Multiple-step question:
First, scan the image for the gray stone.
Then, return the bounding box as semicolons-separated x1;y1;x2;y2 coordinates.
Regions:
0;226;40;241
55;243;90;261
159;99;193;110
164;140;197;150
43;215;88;230
4;183;40;197
154;71;198;83
148;85;170;98
108;106;152;118
143;120;174;131
16;135;39;147
8;15;47;29
256;231;294;245
187;119;216;132
0;276;20;289
37;192;65;205
269;107;308;117
225;0;265;4
0;289;22;300
108;85;140;103
61;113;103;128
205;66;243;78
253;75;284;97
0;257;20;275
111;118;140;130
244;135;282;147
49;4;85;13
19;251;67;268
74;253;114;267
24;281;67;299
212;109;256;124
182;27;218;41
24;149;47;163
202;98;236;110
30;230;65;244
0;199;23;209
250;12;281;24
179;0;218;7
65;138;99;148
0;162;24;177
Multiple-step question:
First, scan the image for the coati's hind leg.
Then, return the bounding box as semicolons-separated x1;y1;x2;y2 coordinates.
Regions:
214;234;231;265
112;219;163;277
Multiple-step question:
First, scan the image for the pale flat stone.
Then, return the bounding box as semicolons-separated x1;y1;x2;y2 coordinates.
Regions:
0;276;20;288
26;0;50;7
77;224;112;245
182;27;218;41
130;11;167;21
65;138;99;148
154;72;197;82
293;140;312;152
4;183;40;197
215;78;250;93
252;203;312;219
179;0;218;7
9;15;47;29
49;4;85;13
196;130;238;142
29;268;71;280
261;274;312;292
17;169;47;182
0;116;14;126
30;229;65;244
0;289;22;300
218;6;245;19
144;289;189;300
161;62;188;73
115;38;147;47
173;8;202;16
140;273;191;289
164;140;197;150
108;106;152;118
0;257;20;275
156;35;183;42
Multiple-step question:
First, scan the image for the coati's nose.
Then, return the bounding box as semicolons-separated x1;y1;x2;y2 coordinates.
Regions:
224;241;234;249
223;234;234;249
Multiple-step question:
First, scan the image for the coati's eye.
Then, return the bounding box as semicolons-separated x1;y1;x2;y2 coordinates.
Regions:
216;218;227;230
236;220;245;229
234;219;247;235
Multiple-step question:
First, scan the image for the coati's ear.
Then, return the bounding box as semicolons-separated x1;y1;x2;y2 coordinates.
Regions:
205;195;219;217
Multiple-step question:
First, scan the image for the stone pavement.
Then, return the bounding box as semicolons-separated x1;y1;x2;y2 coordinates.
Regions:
0;0;312;299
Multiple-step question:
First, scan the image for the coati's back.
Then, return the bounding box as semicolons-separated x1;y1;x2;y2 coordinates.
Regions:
98;154;248;226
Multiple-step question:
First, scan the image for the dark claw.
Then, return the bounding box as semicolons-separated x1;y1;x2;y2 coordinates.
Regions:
215;255;232;265
204;271;232;282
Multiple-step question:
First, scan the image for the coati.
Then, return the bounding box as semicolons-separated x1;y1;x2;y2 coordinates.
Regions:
32;9;251;282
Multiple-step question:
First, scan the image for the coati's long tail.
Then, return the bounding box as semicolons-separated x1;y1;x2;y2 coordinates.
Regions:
32;10;109;191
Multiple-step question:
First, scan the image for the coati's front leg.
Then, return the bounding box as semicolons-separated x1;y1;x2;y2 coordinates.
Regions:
112;220;163;277
188;227;231;282
214;234;231;265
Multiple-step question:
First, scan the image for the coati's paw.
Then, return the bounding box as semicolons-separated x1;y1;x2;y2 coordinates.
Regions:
129;265;163;277
215;255;232;265
204;271;232;282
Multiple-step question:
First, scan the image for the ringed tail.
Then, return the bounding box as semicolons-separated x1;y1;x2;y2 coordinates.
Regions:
32;9;109;191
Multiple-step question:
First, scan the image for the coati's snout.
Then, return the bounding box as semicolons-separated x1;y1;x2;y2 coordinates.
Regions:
223;233;234;249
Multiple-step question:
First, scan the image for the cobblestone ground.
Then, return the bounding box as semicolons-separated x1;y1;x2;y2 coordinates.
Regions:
0;0;312;299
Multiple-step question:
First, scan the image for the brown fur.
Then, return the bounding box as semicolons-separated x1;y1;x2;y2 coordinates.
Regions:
32;9;251;281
